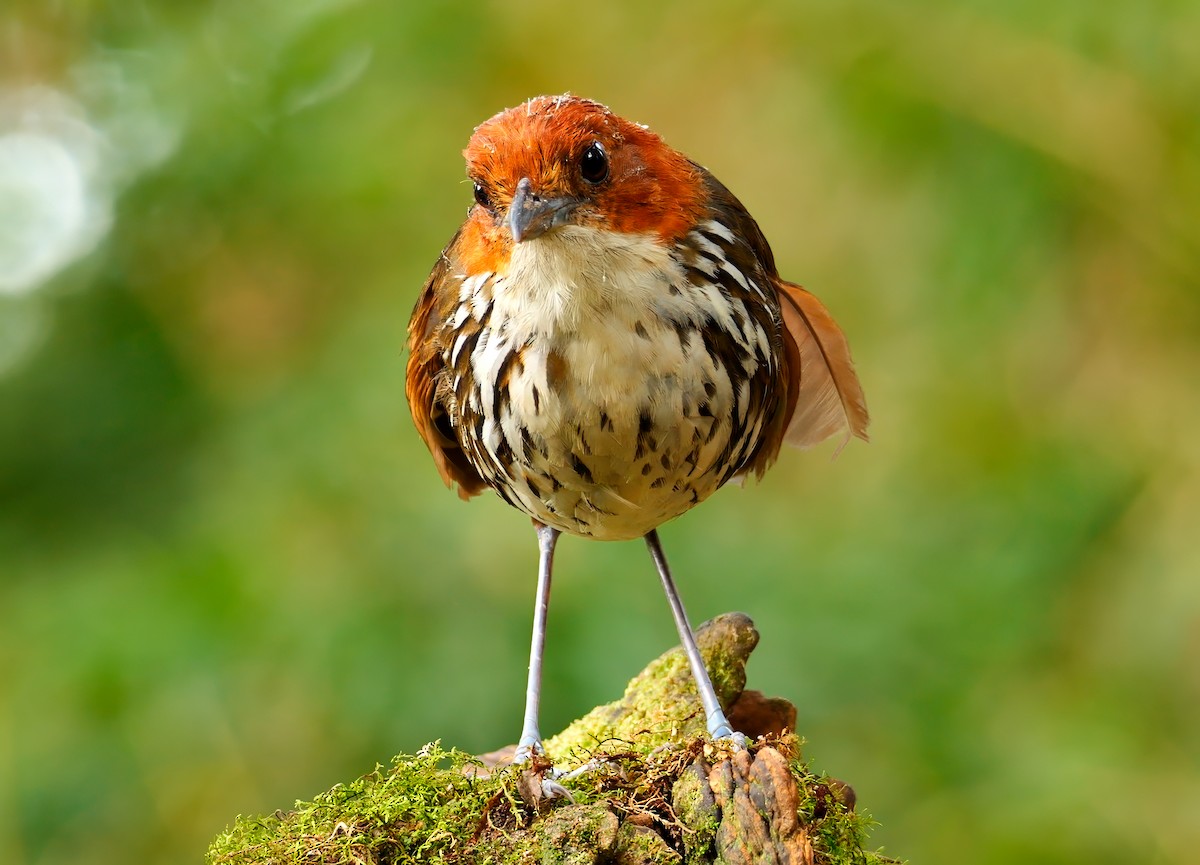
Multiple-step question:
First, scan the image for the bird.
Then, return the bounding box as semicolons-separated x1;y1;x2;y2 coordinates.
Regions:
406;94;868;765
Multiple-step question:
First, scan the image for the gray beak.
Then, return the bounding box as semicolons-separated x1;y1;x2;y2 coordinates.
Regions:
508;177;581;242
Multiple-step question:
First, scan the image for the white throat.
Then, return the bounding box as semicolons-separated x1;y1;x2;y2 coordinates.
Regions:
500;225;677;331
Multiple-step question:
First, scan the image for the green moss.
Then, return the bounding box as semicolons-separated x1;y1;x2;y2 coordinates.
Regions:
545;612;758;763
669;760;719;864
615;821;682;863
539;804;621;864
206;743;498;865
207;615;897;865
789;757;888;865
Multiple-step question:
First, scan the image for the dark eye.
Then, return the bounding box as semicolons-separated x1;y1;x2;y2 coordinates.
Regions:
579;142;608;184
473;181;491;209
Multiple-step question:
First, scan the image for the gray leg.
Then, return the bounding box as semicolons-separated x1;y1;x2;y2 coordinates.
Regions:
515;522;560;762
644;529;742;743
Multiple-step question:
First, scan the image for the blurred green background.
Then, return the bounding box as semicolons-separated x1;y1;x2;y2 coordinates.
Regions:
2;1;1197;863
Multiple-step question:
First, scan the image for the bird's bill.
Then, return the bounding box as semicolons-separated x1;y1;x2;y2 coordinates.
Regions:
508;177;581;243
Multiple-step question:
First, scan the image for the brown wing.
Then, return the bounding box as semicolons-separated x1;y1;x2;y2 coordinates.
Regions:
405;231;488;500
775;280;870;449
694;166;869;469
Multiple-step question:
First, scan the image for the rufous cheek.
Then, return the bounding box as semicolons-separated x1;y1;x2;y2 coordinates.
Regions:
455;212;513;277
600;145;705;243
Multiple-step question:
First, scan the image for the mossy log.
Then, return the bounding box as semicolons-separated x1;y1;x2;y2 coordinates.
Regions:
207;613;893;865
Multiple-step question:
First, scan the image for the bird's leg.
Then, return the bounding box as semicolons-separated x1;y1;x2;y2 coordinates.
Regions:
644;529;747;747
514;521;560;763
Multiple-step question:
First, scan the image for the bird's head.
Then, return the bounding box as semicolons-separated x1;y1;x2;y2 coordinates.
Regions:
459;95;705;270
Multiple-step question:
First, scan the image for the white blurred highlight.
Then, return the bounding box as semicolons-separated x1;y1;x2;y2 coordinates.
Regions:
0;67;179;374
0;87;107;297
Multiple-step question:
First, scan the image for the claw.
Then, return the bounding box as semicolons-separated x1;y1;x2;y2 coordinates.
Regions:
556;758;603;782
515;756;575;805
512;750;600;804
539;777;574;802
707;707;751;751
720;731;752;751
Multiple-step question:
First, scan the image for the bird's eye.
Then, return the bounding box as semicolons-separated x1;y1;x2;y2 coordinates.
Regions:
579;142;608;184
473;181;491;209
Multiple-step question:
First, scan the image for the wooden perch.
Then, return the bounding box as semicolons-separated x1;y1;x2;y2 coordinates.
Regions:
206;613;892;864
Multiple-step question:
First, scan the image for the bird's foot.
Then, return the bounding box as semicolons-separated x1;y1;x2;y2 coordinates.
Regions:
717;731;752;750
524;772;574;803
708;712;751;751
512;738;543;766
513;739;575;803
